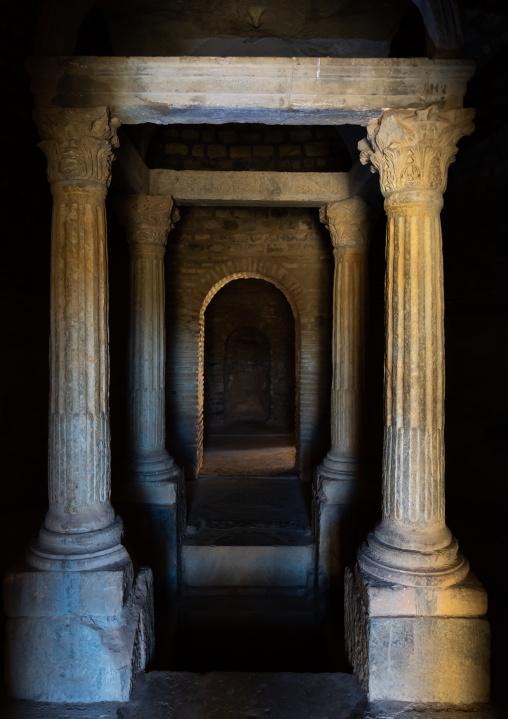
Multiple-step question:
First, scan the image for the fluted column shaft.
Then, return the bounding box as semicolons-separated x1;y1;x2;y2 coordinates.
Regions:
319;198;370;478
27;107;128;570
114;195;179;482
358;103;475;586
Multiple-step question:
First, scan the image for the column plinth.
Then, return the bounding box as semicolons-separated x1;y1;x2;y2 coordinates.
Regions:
344;104;489;705
114;195;180;488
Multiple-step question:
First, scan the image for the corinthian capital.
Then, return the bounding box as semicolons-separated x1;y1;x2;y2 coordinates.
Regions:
320;197;371;249
113;195;179;247
34;107;120;186
359;104;475;198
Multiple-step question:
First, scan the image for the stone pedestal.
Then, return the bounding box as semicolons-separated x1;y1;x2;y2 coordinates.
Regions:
315;199;373;595
3;107;154;702
345;104;490;704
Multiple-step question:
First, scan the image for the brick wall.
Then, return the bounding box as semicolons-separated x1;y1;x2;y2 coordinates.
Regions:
165;205;333;480
148;123;352;172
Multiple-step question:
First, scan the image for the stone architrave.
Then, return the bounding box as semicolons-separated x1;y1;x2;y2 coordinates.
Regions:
345;103;490;704
315;198;372;593
114;195;180;495
4;107;154;703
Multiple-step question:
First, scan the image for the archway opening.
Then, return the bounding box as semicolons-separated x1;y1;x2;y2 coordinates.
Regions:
201;278;296;476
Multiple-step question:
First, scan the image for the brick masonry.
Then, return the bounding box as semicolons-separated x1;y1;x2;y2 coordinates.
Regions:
165;206;333;480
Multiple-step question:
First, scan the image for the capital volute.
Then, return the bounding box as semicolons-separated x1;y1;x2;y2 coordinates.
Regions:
320;197;371;250
359;103;475;199
113;195;178;247
34;106;120;186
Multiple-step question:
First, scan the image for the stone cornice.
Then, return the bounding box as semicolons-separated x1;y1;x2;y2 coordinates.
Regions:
359;103;475;198
113;195;178;247
34;107;120;186
320;198;371;249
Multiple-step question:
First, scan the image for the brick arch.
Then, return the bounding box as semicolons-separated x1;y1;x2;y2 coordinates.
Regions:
196;270;303;476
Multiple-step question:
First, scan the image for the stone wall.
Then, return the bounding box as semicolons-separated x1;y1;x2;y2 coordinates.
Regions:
148;123;352;173
165;205;333;480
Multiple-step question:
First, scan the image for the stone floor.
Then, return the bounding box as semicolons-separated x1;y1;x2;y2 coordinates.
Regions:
1;672;500;719
200;424;296;476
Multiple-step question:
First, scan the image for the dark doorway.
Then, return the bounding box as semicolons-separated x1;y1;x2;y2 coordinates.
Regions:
202;278;296;476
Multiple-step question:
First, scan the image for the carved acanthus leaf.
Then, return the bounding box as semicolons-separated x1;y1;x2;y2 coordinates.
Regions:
359;104;475;197
113;195;177;246
320;197;371;249
34;107;120;186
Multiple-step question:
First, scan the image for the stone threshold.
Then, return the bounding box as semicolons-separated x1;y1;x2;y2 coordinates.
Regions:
2;671;499;719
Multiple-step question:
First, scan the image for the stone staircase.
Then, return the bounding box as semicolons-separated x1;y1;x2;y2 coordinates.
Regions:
179;475;322;672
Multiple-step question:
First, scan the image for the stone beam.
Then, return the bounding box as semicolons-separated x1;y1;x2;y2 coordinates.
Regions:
26;56;475;126
149;170;350;206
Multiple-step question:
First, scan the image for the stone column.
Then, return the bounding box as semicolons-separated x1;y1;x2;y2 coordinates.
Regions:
318;198;370;481
4;108;154;702
27;106;127;570
315;198;372;595
345;104;489;704
114;195;180;492
113;195;182;664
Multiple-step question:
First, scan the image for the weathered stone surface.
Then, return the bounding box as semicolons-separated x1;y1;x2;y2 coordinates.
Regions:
345;567;491;705
4;559;133;617
5;568;154;702
150;169;350;206
27;57;475;126
183;545;313;589
118;670;368;719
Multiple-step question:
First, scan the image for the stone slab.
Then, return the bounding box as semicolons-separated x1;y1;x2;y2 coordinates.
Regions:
149;169;351;206
182;545;313;588
5;568;154;702
27;57;475;126
4;559;133;617
118;670;368;719
345;567;491;705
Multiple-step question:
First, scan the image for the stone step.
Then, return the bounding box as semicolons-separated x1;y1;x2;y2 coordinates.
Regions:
119;670;368;719
182;543;314;593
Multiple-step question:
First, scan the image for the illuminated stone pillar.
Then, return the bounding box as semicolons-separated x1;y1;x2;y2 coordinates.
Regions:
114;195;180;497
345;104;490;704
4;108;153;702
315;198;372;593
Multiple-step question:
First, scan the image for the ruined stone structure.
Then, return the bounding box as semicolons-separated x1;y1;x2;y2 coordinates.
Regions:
2;0;507;714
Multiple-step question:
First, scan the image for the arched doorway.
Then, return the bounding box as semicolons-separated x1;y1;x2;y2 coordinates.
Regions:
201;278;296;476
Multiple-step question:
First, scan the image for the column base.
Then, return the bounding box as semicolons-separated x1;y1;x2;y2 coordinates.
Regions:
3;561;154;702
26;515;130;571
344;563;490;704
129;450;180;483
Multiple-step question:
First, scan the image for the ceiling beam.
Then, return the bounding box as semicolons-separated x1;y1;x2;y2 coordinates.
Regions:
27;56;475;126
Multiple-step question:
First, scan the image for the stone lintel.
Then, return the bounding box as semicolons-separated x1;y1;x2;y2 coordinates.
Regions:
352;564;488;619
26;56;475;126
4;560;133;617
149;170;350;206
